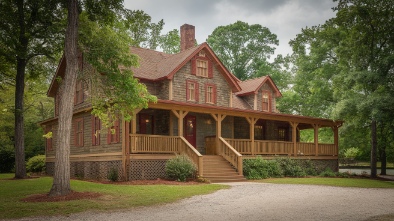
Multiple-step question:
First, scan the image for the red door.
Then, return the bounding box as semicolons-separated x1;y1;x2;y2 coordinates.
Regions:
139;114;154;134
184;115;196;147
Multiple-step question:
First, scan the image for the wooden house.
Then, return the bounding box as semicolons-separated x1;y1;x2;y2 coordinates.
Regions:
41;24;342;182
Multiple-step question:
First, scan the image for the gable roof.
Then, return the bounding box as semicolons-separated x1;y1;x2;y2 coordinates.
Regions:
236;76;282;97
130;43;241;92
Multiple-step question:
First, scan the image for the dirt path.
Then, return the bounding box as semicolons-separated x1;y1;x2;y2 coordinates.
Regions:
11;182;394;221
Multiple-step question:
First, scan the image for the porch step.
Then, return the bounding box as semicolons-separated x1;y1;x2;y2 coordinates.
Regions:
202;155;247;183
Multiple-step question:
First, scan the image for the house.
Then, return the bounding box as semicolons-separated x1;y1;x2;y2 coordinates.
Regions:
41;24;343;182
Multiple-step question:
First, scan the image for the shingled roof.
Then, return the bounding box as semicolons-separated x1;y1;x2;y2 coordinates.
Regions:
236;76;282;97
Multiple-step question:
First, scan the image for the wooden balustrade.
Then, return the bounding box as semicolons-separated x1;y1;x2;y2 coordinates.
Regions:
179;137;203;177
225;138;251;154
297;142;316;156
318;143;337;156
218;137;243;175
254;140;293;155
129;134;203;176
130;134;179;153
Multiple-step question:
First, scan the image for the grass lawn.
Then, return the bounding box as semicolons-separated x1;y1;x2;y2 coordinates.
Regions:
260;177;394;188
0;174;227;219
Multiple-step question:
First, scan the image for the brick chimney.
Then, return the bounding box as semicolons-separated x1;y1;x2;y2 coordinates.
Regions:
180;24;195;52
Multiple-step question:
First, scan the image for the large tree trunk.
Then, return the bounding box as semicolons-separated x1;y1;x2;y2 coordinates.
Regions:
14;0;28;179
49;0;79;196
14;58;27;179
370;119;377;178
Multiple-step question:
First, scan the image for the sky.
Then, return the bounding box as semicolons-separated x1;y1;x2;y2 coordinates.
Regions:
123;0;338;56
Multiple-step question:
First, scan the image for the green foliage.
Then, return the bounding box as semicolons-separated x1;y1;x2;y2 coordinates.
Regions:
243;157;282;179
344;147;360;159
276;158;309;177
165;154;196;182
107;168;119;182
26;155;45;173
207;21;279;80
160;29;180;54
319;168;336;177
78;13;157;128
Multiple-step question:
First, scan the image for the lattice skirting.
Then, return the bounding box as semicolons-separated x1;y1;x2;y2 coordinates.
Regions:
128;160;168;180
46;161;123;181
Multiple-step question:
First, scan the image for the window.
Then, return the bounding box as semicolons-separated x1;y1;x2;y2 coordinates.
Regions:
278;127;287;141
205;84;217;104
74;118;84;147
74;80;84;105
254;120;264;140
45;125;53;151
107;120;120;144
91;116;101;146
262;91;270;112
196;60;208;77
191;54;213;78
186;80;199;102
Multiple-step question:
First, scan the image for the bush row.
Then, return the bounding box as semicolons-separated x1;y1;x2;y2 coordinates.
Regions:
243;157;331;179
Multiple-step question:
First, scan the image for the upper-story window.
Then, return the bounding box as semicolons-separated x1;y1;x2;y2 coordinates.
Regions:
205;83;217;104
186;80;199;102
262;91;271;112
107;120;120;144
91;116;101;146
197;60;208;77
74;80;84;105
191;52;213;78
45;125;53;151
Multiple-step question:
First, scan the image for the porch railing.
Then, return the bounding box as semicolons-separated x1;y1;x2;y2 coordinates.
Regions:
129;134;203;176
225;138;337;156
218;137;243;175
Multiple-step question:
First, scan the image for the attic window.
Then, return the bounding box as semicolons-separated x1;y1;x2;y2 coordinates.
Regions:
262;91;271;112
196;60;208;77
199;51;206;57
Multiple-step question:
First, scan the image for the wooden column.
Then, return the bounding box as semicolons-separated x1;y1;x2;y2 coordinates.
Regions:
290;122;299;156
130;109;140;153
332;126;339;156
169;79;173;100
246;117;258;155
313;124;319;156
253;94;257;110
211;114;226;154
171;110;188;136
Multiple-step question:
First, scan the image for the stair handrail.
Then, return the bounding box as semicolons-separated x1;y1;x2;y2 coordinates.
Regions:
218;137;243;175
179;137;203;177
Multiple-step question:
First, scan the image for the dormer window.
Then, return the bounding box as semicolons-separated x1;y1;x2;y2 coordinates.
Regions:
191;53;213;78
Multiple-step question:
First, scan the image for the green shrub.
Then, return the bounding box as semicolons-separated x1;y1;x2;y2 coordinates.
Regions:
319;168;336;177
276;158;307;177
165;154;196;182
344;147;360;159
107;167;119;182
26;155;45;173
243;157;283;179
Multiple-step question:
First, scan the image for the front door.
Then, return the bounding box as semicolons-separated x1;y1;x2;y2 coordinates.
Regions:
139;114;154;134
184;115;196;147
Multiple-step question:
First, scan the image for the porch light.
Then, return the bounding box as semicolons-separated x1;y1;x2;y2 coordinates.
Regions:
145;119;150;123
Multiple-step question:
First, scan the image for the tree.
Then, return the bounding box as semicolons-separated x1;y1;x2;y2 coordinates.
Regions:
159;29;180;54
207;21;278;80
50;0;156;196
0;0;64;178
286;0;394;177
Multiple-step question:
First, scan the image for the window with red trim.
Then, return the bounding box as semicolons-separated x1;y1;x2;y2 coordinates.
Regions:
45;125;53;151
191;54;213;78
107;120;120;144
205;83;217;104
74;118;84;147
262;91;271;112
186;80;199;102
91;116;101;146
74;80;84;105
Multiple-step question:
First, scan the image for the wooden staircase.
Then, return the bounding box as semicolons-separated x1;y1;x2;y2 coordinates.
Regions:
202;155;247;183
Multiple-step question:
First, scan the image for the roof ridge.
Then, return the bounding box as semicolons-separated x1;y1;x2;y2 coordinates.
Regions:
241;75;267;83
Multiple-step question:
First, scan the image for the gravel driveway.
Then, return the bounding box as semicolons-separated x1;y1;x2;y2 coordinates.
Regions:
12;182;394;221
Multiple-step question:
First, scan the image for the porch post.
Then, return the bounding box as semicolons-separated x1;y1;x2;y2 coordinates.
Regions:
314;124;319;156
171;110;188;137
211;114;226;154
332;126;339;156
130;109;140;153
290;122;299;156
246;117;257;155
122;120;131;181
